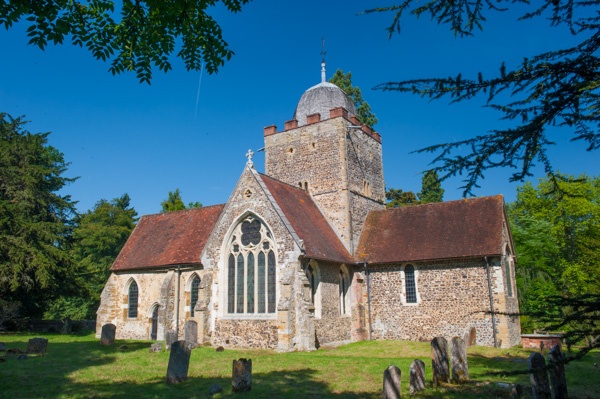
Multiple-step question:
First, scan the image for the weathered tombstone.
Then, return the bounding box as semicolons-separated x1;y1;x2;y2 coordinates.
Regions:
165;330;177;350
0;342;6;351
451;336;469;383
468;327;477;346
100;323;116;345
209;383;223;395
61;318;72;334
431;336;449;387
382;365;401;399
26;337;48;354
547;345;568;399
528;352;551;399
409;359;426;395
232;358;252;393
184;320;198;349
511;384;524;399
150;342;163;353
166;341;191;384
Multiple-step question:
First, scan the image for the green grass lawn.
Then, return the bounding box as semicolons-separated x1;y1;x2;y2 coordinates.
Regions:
1;332;598;399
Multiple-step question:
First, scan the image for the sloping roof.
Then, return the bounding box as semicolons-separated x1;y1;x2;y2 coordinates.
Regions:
259;174;354;264
355;195;506;264
111;204;225;271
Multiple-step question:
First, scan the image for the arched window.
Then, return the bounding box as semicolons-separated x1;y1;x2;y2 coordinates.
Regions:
226;216;276;315
305;261;321;318
190;275;200;317
505;247;514;297
128;280;139;318
404;265;417;304
339;266;350;316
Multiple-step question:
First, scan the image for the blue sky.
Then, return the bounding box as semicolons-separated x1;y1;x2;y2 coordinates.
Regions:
1;1;597;217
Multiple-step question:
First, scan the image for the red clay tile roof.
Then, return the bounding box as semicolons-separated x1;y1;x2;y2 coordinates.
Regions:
110;204;225;271
355;195;506;264
259;174;354;264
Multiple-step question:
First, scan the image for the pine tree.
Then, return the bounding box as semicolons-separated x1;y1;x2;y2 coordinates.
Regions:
418;170;444;203
329;69;378;127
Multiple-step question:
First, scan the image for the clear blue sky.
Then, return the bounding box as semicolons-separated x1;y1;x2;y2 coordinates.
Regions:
1;1;597;217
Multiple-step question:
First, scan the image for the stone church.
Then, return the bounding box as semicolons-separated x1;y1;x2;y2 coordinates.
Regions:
96;66;521;350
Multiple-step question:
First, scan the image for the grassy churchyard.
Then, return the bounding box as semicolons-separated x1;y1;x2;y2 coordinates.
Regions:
0;332;599;399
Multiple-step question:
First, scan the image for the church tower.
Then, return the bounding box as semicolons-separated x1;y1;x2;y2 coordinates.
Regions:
263;63;385;253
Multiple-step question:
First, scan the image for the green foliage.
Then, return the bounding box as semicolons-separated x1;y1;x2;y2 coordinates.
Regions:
161;188;202;212
0;113;77;316
418;170;444;203
385;187;419;208
368;1;600;195
329;69;378;127
508;173;600;333
0;299;21;328
69;194;138;318
0;0;251;83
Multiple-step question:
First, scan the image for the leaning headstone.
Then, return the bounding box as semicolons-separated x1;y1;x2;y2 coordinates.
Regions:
100;323;116;345
232;358;252;393
547;345;568;399
26;338;48;354
382;365;401;399
529;352;551;399
451;336;469;383
184;320;198;349
409;359;426;395
150;342;163;353
431;336;449;387
165;330;177;350
166;341;191;384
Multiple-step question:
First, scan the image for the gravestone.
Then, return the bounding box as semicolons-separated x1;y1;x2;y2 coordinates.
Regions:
547;345;568;399
468;327;477;346
100;323;116;345
165;330;177;350
431;336;449;387
209;383;223;395
528;352;551;399
232;358;252;393
511;384;524;399
27;338;48;354
382;365;401;399
451;336;469;383
409;359;426;395
0;342;6;351
150;342;163;353
166;341;191;384
184;320;198;349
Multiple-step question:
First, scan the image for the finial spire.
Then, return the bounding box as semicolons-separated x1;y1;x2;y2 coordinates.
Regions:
320;36;327;83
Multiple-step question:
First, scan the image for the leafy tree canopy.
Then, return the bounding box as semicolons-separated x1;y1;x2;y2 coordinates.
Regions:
329;69;378;127
161;188;202;212
508;173;600;332
368;1;600;196
387;170;444;207
0;113;77;316
0;0;250;83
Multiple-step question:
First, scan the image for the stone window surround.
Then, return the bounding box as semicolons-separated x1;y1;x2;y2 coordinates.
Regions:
186;273;201;318
123;277;139;319
307;260;322;319
504;245;515;298
400;264;421;305
220;213;279;319
339;265;351;316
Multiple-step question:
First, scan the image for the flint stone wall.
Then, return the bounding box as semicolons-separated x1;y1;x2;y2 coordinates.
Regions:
213;319;278;349
313;260;352;345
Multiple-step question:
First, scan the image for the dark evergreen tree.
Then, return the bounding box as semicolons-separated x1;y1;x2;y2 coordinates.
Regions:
385;188;419;208
161;188;202;212
418;170;444;203
0;113;77;317
367;1;600;195
329;69;378;127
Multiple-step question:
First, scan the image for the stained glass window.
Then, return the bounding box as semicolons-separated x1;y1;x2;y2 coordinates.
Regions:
227;216;276;316
404;265;417;303
128;280;138;318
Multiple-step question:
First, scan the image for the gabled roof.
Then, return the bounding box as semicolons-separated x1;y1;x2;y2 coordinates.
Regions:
110;204;225;271
259;174;354;264
355;195;506;264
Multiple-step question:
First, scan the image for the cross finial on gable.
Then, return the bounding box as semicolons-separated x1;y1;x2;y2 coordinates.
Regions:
246;149;254;168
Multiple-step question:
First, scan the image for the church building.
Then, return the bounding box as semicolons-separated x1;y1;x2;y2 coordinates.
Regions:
96;65;521;350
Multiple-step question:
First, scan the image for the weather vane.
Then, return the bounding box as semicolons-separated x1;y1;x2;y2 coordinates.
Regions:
321;36;327;82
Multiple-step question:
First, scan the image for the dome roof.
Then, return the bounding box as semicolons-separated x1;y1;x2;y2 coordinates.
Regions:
293;82;356;126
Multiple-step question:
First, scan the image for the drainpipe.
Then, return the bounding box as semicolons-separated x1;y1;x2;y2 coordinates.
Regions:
363;262;372;341
176;265;181;339
485;257;498;348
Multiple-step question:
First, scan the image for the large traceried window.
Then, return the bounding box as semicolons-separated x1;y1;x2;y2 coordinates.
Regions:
404;264;418;304
227;216;276;315
128;280;139;318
